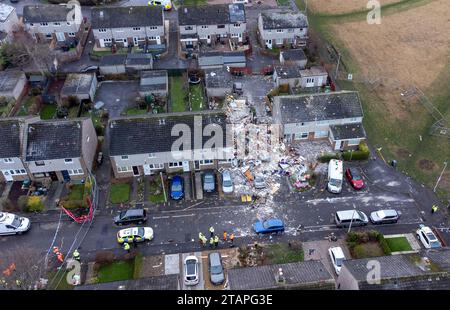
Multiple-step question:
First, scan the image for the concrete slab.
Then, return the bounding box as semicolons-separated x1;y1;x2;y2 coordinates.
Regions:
195;172;203;200
164;254;180;275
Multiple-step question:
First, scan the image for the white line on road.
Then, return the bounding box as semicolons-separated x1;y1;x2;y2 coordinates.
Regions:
171;214;196;218
153;216;170;220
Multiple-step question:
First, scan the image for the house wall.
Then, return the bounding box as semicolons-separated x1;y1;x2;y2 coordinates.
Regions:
258;15;307;46
0;157;28;182
276;74;327;89
93;25;165;48
81;118;98;173
179;22;246;41
336;265;360;290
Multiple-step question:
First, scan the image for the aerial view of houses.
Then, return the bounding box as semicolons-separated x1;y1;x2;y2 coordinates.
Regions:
0;0;448;298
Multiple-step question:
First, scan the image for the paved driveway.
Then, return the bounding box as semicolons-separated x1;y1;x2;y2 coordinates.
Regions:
95;81;139;118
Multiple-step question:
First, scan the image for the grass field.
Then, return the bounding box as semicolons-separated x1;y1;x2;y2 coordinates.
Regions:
110;183;131;204
304;0;450;199
307;0;402;15
125;107;148;116
68;184;85;201
189;84;204;111
385;236;413;252
97;260;135;283
17;96;34;116
264;243;304;264
148;178;166;204
170;76;187;112
40;105;56;119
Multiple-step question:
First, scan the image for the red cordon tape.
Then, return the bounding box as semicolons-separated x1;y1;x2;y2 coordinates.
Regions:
61;197;93;223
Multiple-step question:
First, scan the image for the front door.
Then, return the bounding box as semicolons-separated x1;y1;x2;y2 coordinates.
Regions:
56;32;65;42
132;166;140;176
194;161;200;171
61;170;71;182
207;35;211;44
49;171;58;181
2;170;13;181
182;161;190;172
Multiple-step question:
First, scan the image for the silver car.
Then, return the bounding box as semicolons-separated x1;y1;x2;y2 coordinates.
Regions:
208;252;225;285
0;212;31;235
221;170;233;193
369;209;401;224
184;255;199;286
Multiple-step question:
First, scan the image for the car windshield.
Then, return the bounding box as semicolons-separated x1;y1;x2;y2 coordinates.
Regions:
351;171;362;180
11;216;22;229
223;179;232;187
211;265;222;274
335;258;343;267
204;175;214;182
357;211;365;220
119;211;127;219
137;228;145;237
430;240;441;248
329;178;342;187
186;260;196;275
426;232;437;242
262;221;273;229
172;182;182;191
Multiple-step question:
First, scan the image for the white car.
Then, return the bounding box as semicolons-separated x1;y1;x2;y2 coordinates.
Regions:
328;246;346;275
416;225;441;249
0;212;31;235
221;170;234;194
184;255;199;286
116;227;153;244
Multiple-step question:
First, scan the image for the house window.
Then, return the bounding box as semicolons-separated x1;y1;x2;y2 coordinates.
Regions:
184;26;193;31
231;33;240;38
149;163;164;170
233;23;241;27
288;29;294;33
53;22;61;26
68;169;84;175
149;26;158;30
276;29;284;33
168;162;183;168
199;159;213;165
306;78;315;83
68;32;76;37
121;155;129;160
217;25;225;29
295;132;308;140
148;36;157;40
9;170;26;175
3;158;13;163
45;34;52;39
64;159;73;164
300;28;304;31
30;23;34;26
40;22;48;26
133;27;141;31
348;139;360;146
35;161;45;166
315;131;328;138
267;29;272;33
148;153;156;158
103;38;112;42
67;22;71;26
98;28;107;33
201;25;208;29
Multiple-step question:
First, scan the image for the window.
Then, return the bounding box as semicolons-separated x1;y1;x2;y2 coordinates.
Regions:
276;29;284;33
149;26;158;30
68;32;76;37
217;25;225;29
148;153;156;158
348;139;360;146
288;28;294;33
35;161;45;166
30;23;34;26
117;166;132;173
201;25;208;29
296;132;308;140
53;22;61;26
9;169;26;175
121;155;129;160
149;163;164;170
148;36;157;40
306;78;315;83
133;27;141;31
169;162;183;168
45;34;52;39
67;22;71;26
315;131;328;138
103;38;112;42
233;23;241;27
199;159;213;165
184;26;193;31
68;169;84;175
231;33;240;38
98;28;107;33
300;28;304;31
64;159;73;164
40;22;48;26
3;158;13;163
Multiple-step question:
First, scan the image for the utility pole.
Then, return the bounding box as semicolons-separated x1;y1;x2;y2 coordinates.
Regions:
347;208;356;234
160;171;167;202
433;161;447;192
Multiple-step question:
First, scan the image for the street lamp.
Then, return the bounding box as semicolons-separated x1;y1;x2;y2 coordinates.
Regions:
433;161;448;192
348;209;356;234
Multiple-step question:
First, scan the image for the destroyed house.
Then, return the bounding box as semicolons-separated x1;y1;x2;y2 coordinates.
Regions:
273;65;328;89
272;91;365;150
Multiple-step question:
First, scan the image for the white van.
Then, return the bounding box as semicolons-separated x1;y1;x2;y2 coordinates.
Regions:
0;212;31;235
327;159;343;193
335;210;368;228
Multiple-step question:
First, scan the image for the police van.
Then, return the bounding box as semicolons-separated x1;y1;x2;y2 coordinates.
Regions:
148;0;172;10
327;159;343;193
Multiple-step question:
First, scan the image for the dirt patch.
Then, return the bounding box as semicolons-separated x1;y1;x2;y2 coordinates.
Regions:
418;159;436;171
308;0;402;14
437;172;450;190
138;255;164;278
396;148;411;159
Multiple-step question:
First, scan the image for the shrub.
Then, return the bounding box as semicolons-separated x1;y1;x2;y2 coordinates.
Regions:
377;233;392;255
318;152;340;163
368;230;380;242
342;150;370;161
94;123;104;136
359;141;369;153
0;198;15;212
26;196;45;212
30;87;42;96
62;200;84;209
17;195;29;212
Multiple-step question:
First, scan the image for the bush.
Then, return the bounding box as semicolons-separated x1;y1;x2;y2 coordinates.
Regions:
94;123;104;136
342;150;370;161
17;195;29;212
62;200;84;209
318;152;340;163
26;196;45;212
377;233;392;255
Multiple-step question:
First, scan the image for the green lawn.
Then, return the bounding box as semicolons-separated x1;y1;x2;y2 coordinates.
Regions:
68;106;79;118
277;0;290;6
148;178;166;204
170;76;187;112
40;105;56;119
125;107;148;116
110;183;131;204
385;237;413;252
264;243;304;264
18;96;34;116
174;0;207;5
68;184;85;201
96;260;135;283
189;84;204;111
352;242;385;259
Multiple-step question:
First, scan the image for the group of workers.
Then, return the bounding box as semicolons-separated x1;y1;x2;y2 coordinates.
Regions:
198;226;235;248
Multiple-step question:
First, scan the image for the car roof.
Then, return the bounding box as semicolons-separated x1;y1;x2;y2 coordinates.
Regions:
330;247;345;259
209;252;221;263
119;227;140;237
266;219;283;226
124;209;144;216
336;210;363;218
376;209;397;218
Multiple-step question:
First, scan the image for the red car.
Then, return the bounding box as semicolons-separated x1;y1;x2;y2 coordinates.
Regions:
345;167;364;189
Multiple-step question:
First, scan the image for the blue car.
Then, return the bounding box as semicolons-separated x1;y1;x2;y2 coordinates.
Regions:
253;219;285;235
170;175;184;200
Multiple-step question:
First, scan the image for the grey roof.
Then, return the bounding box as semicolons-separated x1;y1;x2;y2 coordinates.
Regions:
99;54;127;67
199;51;246;67
204;68;233;89
0;70;25;93
300;66;328;77
260;11;308;30
343;248;450;290
281;49;306;62
23;4;73;23
330;123;366;140
125;53;153;66
0;119;21;158
91;6;163;29
0;4;15;23
228;261;334;290
274;91;363;123
75;274;179;290
109;111;229;156
275;65;301;79
179;4;245;26
140;70;168;92
25;120;84;161
61;74;95;96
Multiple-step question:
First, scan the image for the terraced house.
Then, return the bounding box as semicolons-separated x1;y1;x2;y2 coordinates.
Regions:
258;11;308;49
108;111;233;178
91;6;165;49
23;3;83;43
178;4;246;51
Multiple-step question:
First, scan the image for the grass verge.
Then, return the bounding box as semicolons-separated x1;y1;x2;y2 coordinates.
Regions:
110;183;131;204
385;236;413;252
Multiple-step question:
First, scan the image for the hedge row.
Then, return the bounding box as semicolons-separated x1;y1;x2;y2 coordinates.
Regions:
318;141;370;162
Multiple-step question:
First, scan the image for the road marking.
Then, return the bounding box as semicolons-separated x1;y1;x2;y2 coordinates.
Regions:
172;214;196;218
153;216;170;220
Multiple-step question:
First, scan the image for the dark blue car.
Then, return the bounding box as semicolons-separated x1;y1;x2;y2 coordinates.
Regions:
253;219;285;235
170;175;184;200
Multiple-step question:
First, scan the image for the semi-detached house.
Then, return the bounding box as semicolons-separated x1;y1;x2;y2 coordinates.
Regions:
109;111;233;178
91;6;165;49
272;91;366;150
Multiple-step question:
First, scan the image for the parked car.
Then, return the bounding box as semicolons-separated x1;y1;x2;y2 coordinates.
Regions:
369;209;401;224
328;246;346;275
80;65;98;73
116;227;153;244
345;167;365;190
148;0;172;10
416;225;442;249
0;212;31;236
114;209;147;226
253;218;285;235
203;171;216;193
335;210;368;228
208;252;225;285
254;175;266;189
184;255;199;286
221;170;234;194
170;175;184;200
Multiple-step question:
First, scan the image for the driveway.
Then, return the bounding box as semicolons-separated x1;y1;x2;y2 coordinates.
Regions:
95;81;139;118
180;251;204;290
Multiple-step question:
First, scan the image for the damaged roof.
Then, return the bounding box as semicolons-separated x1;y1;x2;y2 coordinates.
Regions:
91;6;163;29
109;111;229;156
205;68;234;89
0;119;22;158
330;123;366;140
260;11;308;30
25;120;84;161
281;49;307;62
179;4;245;26
23;4;73;23
140;70;168;92
274;91;363;123
61;73;95;96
